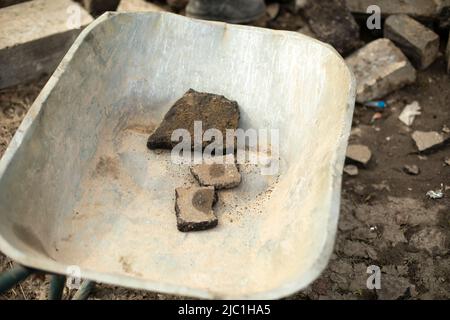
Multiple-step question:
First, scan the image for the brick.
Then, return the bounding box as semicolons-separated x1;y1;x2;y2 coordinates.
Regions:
0;0;93;89
117;0;165;13
384;15;439;69
346;39;416;103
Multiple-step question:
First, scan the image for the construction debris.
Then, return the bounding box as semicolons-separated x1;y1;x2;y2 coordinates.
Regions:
190;154;241;190
384;15;439;70
399;101;421;126
411;131;445;152
301;0;361;55
175;186;218;232
346;144;372;166
344;164;359;176
425;184;444;199
147;89;240;150
403;164;420;175
0;0;93;89
346;39;416;103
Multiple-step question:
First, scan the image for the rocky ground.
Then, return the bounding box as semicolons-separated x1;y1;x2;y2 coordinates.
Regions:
0;1;449;300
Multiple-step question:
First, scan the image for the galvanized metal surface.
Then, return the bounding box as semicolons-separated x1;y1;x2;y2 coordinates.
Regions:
0;12;355;299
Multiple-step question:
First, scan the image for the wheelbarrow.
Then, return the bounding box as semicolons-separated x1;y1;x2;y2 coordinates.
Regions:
0;12;355;299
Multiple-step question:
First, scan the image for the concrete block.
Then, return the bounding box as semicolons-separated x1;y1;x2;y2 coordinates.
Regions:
346;38;416;103
0;0;93;89
384;14;439;69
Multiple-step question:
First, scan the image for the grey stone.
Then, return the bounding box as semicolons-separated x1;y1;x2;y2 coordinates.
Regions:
384;15;439;69
343;164;359;176
0;0;93;89
190;154;241;190
410;227;448;255
301;0;361;55
346;144;372;166
346;39;416;103
411;130;445;152
175;186;218;232
147;89;240;150
403;164;420;175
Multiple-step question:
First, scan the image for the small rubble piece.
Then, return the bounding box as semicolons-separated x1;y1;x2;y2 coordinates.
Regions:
384;15;439;70
343;165;358;176
147;89;240;150
266;2;280;20
346;144;372;166
346;39;416;103
190;154;241;190
445;158;450;166
175;186;218;232
403;164;420;175
426;184;444;200
301;0;361;55
398;101;421;126
411;131;444;152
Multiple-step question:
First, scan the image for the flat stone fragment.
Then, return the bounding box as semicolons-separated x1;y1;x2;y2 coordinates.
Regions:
346;144;372;166
346;39;417;103
190;154;241;189
411;131;444;152
343;164;359;176
175;186;217;232
384;15;440;69
301;0;361;55
0;0;93;89
403;164;420;175
148;89;240;150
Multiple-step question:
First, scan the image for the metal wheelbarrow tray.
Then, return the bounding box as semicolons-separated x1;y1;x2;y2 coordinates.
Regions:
0;12;355;299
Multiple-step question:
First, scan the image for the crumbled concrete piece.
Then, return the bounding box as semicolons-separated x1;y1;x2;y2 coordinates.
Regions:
445;158;450;166
410;227;448;255
426;184;444;199
399;101;421;126
345;0;443;19
0;0;93;89
302;0;361;55
346;39;416;103
175;186;217;232
343;164;359;176
403;164;420;175
411;130;444;152
384;15;440;69
147;89;240;150
117;0;165;12
190;154;241;190
346;144;372;166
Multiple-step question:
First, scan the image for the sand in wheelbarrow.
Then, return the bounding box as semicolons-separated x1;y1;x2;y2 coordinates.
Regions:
175;186;218;232
147;89;240;150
